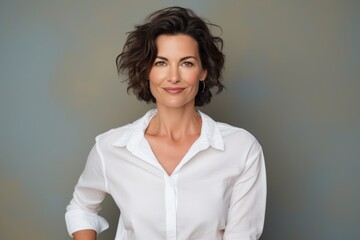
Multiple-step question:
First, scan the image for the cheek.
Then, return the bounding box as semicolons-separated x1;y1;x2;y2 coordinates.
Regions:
182;71;202;85
148;81;160;101
148;71;156;83
149;68;167;83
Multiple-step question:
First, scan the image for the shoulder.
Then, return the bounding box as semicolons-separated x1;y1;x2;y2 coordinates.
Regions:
95;123;134;145
95;109;156;146
217;122;255;140
199;111;261;149
216;121;262;150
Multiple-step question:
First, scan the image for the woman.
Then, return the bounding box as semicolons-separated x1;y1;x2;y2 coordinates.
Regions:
65;6;266;240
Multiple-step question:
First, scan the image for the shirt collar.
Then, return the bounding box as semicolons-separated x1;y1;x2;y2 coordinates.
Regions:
198;110;224;151
112;109;224;151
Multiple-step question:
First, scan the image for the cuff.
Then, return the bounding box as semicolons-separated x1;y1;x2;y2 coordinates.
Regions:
65;209;109;236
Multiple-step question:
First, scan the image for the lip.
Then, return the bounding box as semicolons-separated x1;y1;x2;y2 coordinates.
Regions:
163;87;185;94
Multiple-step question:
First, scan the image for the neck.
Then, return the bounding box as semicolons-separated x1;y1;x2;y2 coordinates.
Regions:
147;105;202;140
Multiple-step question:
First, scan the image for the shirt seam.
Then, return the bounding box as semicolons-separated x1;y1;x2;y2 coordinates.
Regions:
233;138;261;187
95;137;110;192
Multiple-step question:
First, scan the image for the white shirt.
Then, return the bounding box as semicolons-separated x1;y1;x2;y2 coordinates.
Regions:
65;109;266;240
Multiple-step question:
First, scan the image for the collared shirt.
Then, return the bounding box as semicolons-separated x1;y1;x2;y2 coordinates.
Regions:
65;109;266;240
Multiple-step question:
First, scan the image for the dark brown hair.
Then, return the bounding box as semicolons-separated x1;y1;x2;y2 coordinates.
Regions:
116;6;225;106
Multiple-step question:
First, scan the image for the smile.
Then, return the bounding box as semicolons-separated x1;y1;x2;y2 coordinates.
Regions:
163;87;185;94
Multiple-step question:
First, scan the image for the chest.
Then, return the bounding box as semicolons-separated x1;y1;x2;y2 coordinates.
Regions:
145;135;199;175
107;152;236;235
105;144;244;238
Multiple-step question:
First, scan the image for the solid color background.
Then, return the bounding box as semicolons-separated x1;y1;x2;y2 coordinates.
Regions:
0;0;359;239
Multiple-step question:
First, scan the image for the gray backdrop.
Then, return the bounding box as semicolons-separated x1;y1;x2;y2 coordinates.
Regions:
1;0;359;239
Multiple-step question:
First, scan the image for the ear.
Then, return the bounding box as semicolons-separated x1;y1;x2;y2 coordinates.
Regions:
200;69;208;81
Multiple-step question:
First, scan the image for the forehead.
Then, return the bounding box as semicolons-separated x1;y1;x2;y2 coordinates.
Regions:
155;34;200;56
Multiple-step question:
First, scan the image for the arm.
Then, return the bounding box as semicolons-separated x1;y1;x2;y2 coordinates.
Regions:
65;144;110;237
72;229;96;240
224;139;267;240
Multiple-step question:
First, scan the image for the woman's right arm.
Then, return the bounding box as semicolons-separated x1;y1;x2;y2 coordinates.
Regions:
72;229;96;240
65;143;110;238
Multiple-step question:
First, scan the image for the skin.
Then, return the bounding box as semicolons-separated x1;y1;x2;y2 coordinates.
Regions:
146;34;207;175
72;229;96;239
72;34;207;239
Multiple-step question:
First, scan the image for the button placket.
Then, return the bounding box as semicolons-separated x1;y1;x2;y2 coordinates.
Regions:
164;173;178;240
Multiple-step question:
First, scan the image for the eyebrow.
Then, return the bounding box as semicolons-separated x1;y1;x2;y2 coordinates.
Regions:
155;56;198;61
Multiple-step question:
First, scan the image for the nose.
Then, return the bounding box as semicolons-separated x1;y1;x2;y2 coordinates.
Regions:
168;65;180;83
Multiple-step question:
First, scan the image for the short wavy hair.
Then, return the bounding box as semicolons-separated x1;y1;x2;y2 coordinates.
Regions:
116;6;225;106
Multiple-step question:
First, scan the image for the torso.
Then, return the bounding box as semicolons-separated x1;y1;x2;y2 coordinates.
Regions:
90;109;264;239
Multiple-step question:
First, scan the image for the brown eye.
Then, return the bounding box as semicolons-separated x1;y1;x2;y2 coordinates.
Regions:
154;61;166;67
182;61;194;67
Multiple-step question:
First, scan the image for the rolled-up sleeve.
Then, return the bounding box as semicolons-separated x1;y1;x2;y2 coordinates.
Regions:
224;139;267;240
65;143;110;236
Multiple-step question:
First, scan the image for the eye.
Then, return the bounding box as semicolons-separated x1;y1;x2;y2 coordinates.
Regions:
182;61;194;67
154;61;166;67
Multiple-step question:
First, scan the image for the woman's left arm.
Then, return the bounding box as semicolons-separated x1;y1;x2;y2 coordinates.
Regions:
224;139;267;240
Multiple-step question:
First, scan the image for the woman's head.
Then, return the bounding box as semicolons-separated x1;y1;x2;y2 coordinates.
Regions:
116;6;225;106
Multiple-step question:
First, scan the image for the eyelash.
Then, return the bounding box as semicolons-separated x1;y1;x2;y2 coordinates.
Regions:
182;62;194;67
154;61;166;67
153;61;194;67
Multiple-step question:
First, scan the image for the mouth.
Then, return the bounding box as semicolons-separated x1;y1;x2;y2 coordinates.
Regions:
163;87;185;94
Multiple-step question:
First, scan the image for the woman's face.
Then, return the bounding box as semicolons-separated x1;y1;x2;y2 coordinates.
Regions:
149;34;207;109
